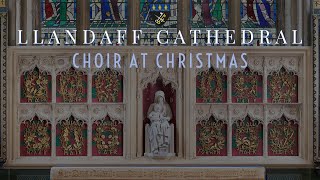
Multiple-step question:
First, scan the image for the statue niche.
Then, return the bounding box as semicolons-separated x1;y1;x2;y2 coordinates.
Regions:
143;79;175;158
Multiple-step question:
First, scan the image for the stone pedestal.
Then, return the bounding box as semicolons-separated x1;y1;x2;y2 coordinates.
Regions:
50;167;265;180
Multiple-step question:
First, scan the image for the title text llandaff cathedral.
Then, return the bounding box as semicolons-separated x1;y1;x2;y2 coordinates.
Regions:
0;0;320;179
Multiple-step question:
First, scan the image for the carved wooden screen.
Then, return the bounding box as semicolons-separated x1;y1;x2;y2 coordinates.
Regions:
192;52;307;163
14;52;126;162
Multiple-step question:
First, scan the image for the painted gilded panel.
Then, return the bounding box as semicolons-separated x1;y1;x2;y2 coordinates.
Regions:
196;68;227;103
20;116;51;156
92;68;123;103
268;116;299;156
56;116;87;156
267;67;298;103
92;116;123;156
196;117;227;156
20;67;52;103
56;67;87;103
232;68;263;103
232;116;263;156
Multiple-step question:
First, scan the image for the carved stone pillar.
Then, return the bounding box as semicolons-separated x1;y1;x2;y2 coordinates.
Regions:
20;0;28;45
127;0;140;45
8;0;16;46
290;0;297;41
276;0;286;45
32;0;41;44
177;0;191;45
313;1;320;176
303;0;312;45
76;0;90;45
228;0;241;46
20;0;40;46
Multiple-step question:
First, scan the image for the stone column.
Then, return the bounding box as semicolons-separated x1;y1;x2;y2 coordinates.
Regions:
20;0;28;45
297;0;303;45
20;0;39;45
76;0;90;45
228;0;241;46
290;0;297;32
32;0;41;44
127;0;140;45
8;0;16;46
303;0;312;45
276;0;286;45
290;0;304;46
177;0;191;45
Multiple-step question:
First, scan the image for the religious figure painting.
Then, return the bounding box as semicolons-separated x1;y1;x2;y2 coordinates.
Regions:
90;0;128;28
41;0;77;28
241;0;277;28
191;0;228;28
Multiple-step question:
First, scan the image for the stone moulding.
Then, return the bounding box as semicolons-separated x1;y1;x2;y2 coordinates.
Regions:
0;11;7;163
50;167;265;180
313;16;320;164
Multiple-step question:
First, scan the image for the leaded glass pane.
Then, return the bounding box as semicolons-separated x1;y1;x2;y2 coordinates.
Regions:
190;0;229;46
241;0;277;46
140;0;177;46
191;0;228;28
90;0;128;45
41;0;76;45
90;0;127;28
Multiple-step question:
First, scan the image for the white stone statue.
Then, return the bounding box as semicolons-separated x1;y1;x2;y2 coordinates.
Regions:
145;90;175;157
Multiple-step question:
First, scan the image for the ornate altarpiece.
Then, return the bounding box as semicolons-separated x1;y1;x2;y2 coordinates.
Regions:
3;47;312;166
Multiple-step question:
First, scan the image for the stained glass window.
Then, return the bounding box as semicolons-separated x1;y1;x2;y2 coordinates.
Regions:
140;0;177;45
41;0;77;45
191;0;228;28
90;0;128;45
190;0;229;45
90;0;127;28
241;0;277;46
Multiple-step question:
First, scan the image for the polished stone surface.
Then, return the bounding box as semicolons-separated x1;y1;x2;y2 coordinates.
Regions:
50;167;265;180
0;168;319;180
